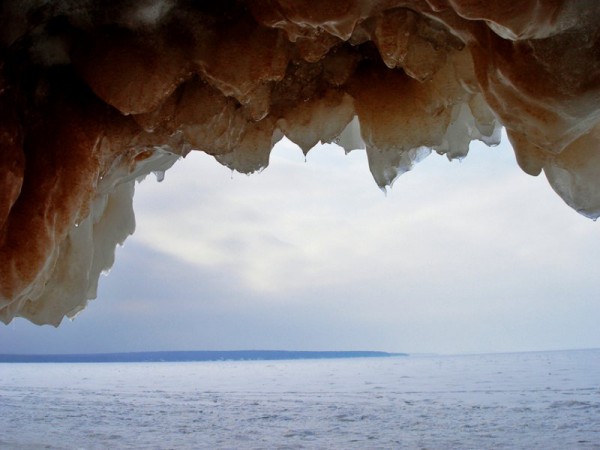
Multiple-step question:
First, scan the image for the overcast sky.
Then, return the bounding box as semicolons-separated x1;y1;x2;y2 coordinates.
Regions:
1;132;599;355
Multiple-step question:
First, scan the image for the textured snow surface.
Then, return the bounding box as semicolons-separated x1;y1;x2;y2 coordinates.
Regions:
1;351;600;448
0;0;599;324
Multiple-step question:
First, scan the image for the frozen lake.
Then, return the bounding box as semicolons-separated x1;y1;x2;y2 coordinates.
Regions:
1;349;599;449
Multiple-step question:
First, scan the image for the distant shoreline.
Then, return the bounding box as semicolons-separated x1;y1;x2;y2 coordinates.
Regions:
0;350;407;363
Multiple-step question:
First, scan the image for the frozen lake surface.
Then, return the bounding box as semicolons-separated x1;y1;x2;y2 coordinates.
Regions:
1;349;599;449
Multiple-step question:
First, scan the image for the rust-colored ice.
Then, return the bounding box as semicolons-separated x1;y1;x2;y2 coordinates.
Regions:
0;0;598;324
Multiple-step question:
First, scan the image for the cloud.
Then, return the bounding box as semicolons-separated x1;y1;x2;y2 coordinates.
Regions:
1;136;599;354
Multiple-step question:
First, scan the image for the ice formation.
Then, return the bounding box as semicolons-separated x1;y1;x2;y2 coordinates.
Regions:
0;0;599;325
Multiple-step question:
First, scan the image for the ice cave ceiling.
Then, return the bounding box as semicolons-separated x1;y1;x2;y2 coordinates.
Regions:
0;0;599;325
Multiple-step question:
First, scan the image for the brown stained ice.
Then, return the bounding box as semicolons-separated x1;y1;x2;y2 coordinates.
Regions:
0;0;598;325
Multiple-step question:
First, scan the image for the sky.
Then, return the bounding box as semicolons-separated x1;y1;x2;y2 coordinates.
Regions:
1;132;599;355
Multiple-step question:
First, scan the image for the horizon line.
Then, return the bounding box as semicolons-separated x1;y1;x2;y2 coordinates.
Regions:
0;349;408;363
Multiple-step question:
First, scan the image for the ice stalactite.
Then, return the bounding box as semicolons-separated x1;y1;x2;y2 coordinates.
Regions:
0;0;598;324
